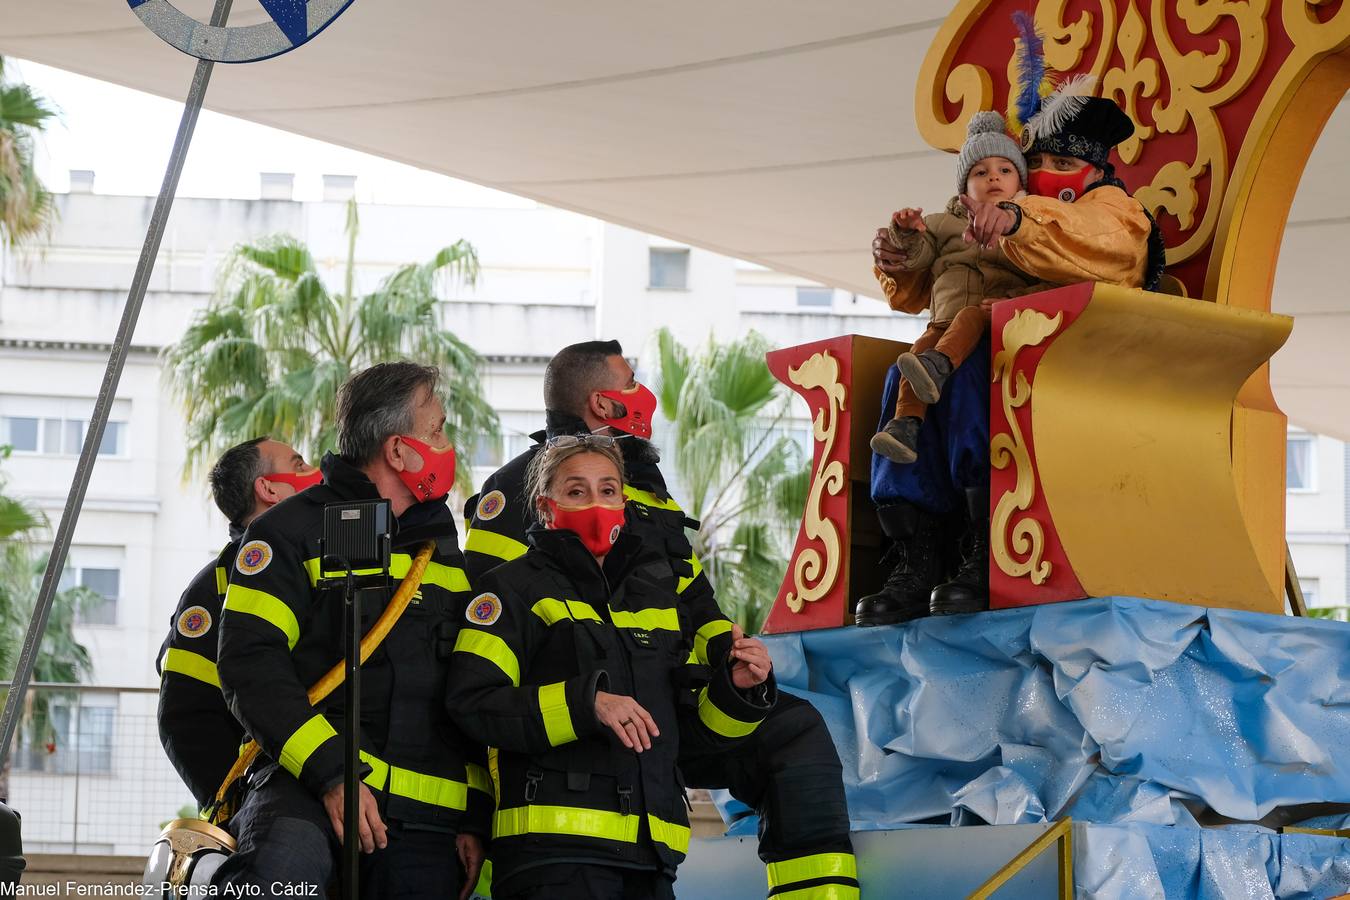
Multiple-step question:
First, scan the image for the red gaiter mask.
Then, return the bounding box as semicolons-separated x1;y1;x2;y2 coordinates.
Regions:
397;435;457;502
598;384;658;439
265;470;323;493
544;499;627;557
1028;166;1096;203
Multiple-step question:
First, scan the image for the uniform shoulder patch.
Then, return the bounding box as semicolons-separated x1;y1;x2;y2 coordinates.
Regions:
476;490;506;522
236;540;273;576
466;592;503;626
177;605;212;638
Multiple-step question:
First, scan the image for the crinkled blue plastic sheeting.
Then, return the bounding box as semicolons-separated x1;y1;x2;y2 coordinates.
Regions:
737;598;1350;830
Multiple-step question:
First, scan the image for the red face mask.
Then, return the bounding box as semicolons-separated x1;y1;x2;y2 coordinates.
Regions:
1028;166;1096;203
397;435;456;502
543;499;626;557
265;469;322;493
598;384;658;439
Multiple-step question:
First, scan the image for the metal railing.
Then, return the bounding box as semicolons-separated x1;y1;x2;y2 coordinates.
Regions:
1;683;193;857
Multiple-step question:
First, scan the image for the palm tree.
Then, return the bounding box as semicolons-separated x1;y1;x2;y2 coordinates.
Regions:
0;458;98;793
163;199;499;482
651;328;808;632
0;57;56;247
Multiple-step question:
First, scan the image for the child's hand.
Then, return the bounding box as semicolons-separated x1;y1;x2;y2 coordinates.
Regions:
891;208;926;233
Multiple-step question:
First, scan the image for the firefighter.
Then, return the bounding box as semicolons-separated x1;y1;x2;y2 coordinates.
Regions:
465;341;860;900
156;436;321;809
449;436;775;899
213;362;490;899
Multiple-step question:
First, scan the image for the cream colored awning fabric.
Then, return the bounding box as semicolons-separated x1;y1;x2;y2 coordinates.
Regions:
2;2;1346;436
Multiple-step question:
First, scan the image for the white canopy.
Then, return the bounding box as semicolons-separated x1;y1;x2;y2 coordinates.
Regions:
2;2;1346;436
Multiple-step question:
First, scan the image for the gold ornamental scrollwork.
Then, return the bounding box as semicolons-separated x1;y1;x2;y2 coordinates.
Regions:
991;309;1063;585
784;352;847;613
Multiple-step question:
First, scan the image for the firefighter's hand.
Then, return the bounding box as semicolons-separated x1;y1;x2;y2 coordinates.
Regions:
729;624;772;689
456;833;484;900
323;782;387;853
594;690;659;752
873;228;910;277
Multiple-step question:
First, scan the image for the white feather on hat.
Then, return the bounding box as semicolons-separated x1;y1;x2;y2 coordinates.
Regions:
1023;74;1097;146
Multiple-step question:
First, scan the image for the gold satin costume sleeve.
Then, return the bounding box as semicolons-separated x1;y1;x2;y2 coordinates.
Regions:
873;265;932;315
1000;186;1150;288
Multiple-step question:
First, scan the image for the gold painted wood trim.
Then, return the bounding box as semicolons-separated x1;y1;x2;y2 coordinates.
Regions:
785;351;847;613
991;309;1064;585
967;818;1074;900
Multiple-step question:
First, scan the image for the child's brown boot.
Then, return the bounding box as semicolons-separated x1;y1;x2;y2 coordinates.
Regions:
897;349;954;405
870;415;923;464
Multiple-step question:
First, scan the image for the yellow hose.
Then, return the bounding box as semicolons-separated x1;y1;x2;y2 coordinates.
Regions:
209;541;436;823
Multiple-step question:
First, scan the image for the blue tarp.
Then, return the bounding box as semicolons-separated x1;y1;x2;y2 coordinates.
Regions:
709;598;1350;897
753;597;1350;830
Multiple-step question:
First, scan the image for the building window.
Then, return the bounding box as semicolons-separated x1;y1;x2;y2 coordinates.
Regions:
0;415;126;457
469;435;503;469
1299;578;1320;607
796;286;833;308
649;248;689;290
60;558;121;623
14;701;115;775
1286;434;1316;492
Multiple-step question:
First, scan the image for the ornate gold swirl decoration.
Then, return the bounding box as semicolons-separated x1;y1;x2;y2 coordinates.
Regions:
991;309;1063;586
1036;0;1118;82
1102;0;1159;164
785;352;847;613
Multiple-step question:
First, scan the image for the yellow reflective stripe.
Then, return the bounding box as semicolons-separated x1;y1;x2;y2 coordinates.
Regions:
623;486;683;512
466;763;492;796
697;686;759;738
767;853;859;889
454;629;521;686
694;619;734;667
279;715;337;778
648;815;691;855
214;566;228;596
393;556;470;592
488;748;501;807
161;648;220;688
466;528;529;563
359;750;389;791
390;766;468;810
494;805;641;843
676;554;705;594
538;681;577;747
772;886;860;900
609;606;681;633
224;585;300;650
531;597;603;626
359;751;472;809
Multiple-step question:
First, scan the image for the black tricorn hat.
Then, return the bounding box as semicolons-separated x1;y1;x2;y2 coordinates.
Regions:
1020;75;1134;169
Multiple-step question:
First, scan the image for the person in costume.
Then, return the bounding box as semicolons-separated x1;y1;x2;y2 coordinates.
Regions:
156;437;321;809
871;110;1055;465
213;362;490;899
448;436;775;900
858;56;1164;627
463;340;860;900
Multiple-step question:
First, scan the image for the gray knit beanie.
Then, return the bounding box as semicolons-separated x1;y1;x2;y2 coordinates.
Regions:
956;111;1027;194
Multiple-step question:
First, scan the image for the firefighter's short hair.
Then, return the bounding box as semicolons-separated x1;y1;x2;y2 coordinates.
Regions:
337;361;440;465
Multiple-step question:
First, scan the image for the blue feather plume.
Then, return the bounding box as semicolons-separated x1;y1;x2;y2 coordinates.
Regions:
1011;10;1045;129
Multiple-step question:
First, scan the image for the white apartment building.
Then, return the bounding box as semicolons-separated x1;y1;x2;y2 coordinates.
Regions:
0;177;919;853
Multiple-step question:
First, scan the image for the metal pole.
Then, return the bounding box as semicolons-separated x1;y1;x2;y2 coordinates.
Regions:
0;0;233;767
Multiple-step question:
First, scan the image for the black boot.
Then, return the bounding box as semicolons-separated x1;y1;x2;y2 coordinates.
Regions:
855;502;942;627
869;415;922;465
930;486;990;615
897;349;954;406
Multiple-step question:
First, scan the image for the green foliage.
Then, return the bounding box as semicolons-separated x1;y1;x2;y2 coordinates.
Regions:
0;456;97;757
1305;606;1349;623
162;199;499;483
0;57;56;247
651;328;808;632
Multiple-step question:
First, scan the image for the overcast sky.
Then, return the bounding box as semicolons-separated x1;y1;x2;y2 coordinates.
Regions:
10;57;533;209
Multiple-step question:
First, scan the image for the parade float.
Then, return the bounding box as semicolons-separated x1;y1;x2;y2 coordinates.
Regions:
679;1;1350;896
